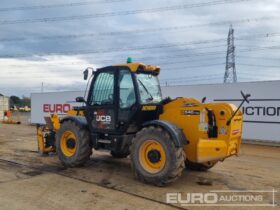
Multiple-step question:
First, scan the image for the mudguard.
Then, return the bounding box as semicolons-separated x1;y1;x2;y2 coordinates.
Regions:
143;120;189;147
60;116;88;127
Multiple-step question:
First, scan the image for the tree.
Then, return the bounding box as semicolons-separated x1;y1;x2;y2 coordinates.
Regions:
10;96;21;106
21;97;31;107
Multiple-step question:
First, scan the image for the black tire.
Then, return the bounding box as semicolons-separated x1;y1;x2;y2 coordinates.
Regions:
56;120;92;167
110;147;130;158
130;126;186;186
186;160;217;171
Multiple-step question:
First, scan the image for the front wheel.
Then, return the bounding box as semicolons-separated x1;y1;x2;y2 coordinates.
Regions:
56;120;92;167
130;126;186;186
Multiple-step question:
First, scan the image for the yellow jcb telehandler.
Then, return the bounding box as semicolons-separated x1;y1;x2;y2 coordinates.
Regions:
37;59;250;186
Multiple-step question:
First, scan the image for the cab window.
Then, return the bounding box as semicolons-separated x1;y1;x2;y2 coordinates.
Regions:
91;71;115;105
119;70;136;108
136;73;162;104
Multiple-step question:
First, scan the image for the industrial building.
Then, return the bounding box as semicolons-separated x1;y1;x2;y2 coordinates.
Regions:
0;96;9;121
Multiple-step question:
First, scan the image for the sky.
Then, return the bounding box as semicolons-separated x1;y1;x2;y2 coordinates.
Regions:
0;0;280;96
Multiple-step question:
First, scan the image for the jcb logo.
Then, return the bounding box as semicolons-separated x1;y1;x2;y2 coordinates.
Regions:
96;115;111;122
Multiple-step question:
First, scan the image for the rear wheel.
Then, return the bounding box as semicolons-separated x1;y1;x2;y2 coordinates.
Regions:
56;120;92;167
186;160;217;171
131;126;186;186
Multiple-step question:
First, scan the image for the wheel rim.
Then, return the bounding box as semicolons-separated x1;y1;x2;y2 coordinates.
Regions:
60;131;77;157
139;140;166;174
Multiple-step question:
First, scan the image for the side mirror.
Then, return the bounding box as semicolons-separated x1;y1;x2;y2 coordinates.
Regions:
83;67;95;80
76;96;85;103
201;97;206;103
83;69;89;80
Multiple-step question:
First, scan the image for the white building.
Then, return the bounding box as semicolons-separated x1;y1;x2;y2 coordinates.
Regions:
0;96;9;120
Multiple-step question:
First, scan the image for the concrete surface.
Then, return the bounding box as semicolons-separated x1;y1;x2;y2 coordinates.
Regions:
0;123;279;210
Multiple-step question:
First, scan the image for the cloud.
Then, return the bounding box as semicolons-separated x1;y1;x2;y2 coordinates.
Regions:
0;55;92;96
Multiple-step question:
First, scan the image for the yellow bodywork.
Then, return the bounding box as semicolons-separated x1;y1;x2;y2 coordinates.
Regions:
113;62;160;74
37;62;243;166
1;119;21;124
37;126;55;154
1;111;21;124
39;98;242;165
160;98;242;163
37;111;82;154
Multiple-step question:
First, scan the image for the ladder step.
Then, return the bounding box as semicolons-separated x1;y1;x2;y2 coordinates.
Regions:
97;139;111;144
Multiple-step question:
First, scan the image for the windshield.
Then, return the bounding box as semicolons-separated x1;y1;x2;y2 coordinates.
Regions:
136;73;162;104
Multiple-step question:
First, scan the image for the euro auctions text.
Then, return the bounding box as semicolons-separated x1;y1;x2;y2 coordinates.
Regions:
166;190;277;207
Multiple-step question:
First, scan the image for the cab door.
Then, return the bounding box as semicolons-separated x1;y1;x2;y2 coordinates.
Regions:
117;68;138;133
86;67;117;133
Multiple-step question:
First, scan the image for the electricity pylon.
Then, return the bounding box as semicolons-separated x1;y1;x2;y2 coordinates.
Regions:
224;25;237;83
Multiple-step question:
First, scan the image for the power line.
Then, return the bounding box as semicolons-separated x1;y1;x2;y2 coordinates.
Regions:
3;60;280;76
1;43;280;64
160;75;280;86
160;76;223;85
8;52;280;67
154;45;280;60
160;71;280;83
2;72;278;84
3;39;280;59
158;61;225;67
0;65;225;78
238;71;280;77
0;55;228;68
0;0;254;25
236;55;280;61
2;66;279;84
0;28;222;42
1;29;280;60
0;74;86;79
0;41;227;58
236;32;280;41
80;42;280;63
160;73;222;81
128;45;280;63
238;63;280;68
0;17;275;42
91;45;280;65
0;44;279;63
0;62;226;74
160;71;280;84
0;0;130;12
1;31;280;67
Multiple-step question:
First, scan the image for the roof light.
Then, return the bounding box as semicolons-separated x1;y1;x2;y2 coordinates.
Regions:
127;57;133;63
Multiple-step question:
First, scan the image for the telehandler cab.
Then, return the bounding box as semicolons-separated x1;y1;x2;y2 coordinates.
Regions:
37;59;250;186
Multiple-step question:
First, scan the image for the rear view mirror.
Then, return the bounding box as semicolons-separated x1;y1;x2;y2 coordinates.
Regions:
201;97;206;103
83;67;95;80
83;69;89;80
76;97;85;103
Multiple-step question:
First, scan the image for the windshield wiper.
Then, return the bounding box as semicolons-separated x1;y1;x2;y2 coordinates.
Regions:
137;79;154;101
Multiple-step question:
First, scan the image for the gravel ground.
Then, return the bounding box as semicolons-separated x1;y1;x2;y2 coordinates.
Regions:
0;123;279;210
